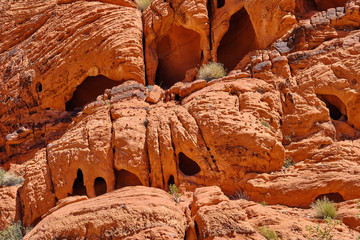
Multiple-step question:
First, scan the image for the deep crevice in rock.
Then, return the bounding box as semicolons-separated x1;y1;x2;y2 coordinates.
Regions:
115;169;142;189
317;94;347;121
155;25;202;89
71;169;87;196
217;7;258;71
179;152;201;176
94;177;107;196
315;192;344;203
65;75;121;111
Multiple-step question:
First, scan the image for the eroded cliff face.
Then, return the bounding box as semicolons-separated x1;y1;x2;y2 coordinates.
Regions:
1;0;360;239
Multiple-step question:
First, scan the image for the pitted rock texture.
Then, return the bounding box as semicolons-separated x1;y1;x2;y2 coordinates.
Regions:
42;78;284;204
0;0;145;165
23;186;187;240
0;186;20;230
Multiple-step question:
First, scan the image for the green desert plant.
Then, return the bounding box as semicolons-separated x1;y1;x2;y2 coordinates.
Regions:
169;184;180;203
197;62;227;82
311;197;337;219
260;118;270;128
259;226;279;240
0;222;32;240
283;158;295;168
0;168;24;187
260;201;268;206
136;0;151;11
305;217;340;240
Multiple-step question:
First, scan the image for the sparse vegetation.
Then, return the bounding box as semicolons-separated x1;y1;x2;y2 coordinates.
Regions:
0;222;32;240
260;201;268;206
305;217;340;240
283;158;294;168
257;86;265;94
0;168;24;187
260;118;270;128
259;226;279;240
169;184;180;203
197;62;227;82
136;0;151;11
230;190;250;200
311;197;337;219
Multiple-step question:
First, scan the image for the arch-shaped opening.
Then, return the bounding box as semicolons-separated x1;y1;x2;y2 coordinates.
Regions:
115;169;142;189
317;94;347;121
295;0;317;15
65;75;122;111
179;152;201;176
71;169;87;196
36;82;42;93
217;8;258;71
155;25;202;89
315;0;348;11
168;175;175;186
217;0;225;8
316;192;344;203
94;177;107;196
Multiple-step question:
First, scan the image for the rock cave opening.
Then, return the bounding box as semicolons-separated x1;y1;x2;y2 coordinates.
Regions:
295;0;317;15
65;75;122;111
217;0;225;8
168;175;175;186
315;192;344;203
178;152;201;176
317;94;347;121
71;169;87;196
315;0;348;11
217;7;258;71
94;177;107;196
115;169;142;189
36;82;42;93
155;25;202;89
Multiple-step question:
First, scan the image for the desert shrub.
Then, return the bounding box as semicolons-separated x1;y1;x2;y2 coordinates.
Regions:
260;201;268;206
311;197;337;219
283;158;294;168
136;0;151;11
0;222;32;240
197;62;227;82
169;184;180;203
230;190;250;200
305;217;340;240
259;226;279;240
0;168;24;187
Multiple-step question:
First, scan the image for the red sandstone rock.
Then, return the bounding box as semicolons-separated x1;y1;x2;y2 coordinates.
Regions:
0;0;145;165
0;186;20;230
19;149;56;227
23;186;187;240
146;85;164;103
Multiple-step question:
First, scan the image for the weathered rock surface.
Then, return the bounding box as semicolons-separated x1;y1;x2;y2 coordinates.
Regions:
23;186;187;240
19;149;56;227
0;186;20;230
0;0;145;165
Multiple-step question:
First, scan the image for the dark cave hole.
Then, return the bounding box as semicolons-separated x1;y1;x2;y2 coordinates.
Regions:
217;8;258;71
71;169;87;196
168;175;175;186
179;152;201;176
317;94;347;121
36;82;42;93
94;177;107;196
295;0;317;15
217;0;225;8
65;75;122;111
155;25;202;89
194;221;200;238
315;0;348;11
115;169;142;189
315;192;344;203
